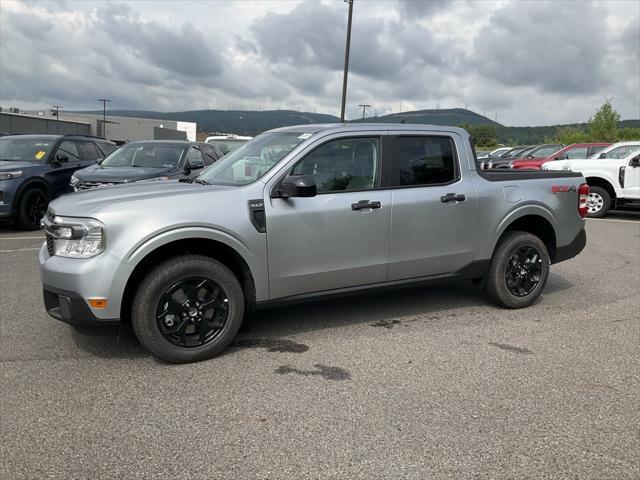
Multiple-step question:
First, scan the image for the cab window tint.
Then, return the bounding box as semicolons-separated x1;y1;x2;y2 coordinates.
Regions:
56;141;80;161
565;147;589;159
396;136;456;186
291;137;379;193
77;142;101;161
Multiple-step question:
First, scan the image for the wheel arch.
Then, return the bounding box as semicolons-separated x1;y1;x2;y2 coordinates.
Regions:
12;177;54;213
494;211;558;263
585;176;616;200
120;237;257;322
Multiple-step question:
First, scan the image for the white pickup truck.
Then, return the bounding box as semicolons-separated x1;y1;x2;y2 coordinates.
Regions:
543;142;640;217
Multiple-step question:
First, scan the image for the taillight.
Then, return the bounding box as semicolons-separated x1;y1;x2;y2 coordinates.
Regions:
578;183;589;218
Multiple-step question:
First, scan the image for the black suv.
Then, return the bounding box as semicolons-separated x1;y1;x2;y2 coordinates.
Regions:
0;134;117;229
70;141;224;191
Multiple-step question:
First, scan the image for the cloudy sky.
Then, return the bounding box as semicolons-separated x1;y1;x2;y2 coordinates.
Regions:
0;0;638;126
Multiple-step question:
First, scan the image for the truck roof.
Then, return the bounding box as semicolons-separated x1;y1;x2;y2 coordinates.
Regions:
268;123;471;136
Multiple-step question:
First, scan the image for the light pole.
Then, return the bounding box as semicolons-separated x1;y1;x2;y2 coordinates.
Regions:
340;0;354;122
52;105;62;134
98;98;111;137
358;104;371;122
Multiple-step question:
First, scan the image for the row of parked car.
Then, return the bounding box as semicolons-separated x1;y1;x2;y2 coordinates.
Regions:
478;141;640;217
0;133;251;229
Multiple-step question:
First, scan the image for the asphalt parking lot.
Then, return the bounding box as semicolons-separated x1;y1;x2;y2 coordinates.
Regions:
1;213;638;479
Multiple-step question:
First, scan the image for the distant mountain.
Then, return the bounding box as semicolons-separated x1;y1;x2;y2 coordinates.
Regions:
356;108;502;127
72;108;638;144
73;109;340;136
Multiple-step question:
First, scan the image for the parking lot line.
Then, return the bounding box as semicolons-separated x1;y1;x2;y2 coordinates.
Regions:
587;218;639;224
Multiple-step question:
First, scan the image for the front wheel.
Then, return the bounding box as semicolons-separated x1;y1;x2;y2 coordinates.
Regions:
586;186;611;218
131;255;245;363
16;188;49;230
485;231;550;309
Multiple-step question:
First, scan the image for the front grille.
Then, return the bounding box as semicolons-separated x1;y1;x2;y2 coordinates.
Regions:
46;234;54;256
75;181;116;191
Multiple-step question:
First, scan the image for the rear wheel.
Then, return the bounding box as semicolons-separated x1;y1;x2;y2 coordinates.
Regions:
16;188;49;230
131;255;244;363
586;186;611;218
485;231;550;309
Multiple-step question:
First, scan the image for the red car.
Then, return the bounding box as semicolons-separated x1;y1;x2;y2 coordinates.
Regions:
511;143;610;170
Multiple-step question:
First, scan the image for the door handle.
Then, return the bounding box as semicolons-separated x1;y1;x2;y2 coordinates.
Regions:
440;193;466;203
351;200;382;211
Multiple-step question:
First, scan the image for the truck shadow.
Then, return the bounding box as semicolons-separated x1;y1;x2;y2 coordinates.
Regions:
70;274;574;361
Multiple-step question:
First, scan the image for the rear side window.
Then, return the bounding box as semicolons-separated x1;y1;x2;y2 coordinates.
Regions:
395;136;457;186
77;142;101;161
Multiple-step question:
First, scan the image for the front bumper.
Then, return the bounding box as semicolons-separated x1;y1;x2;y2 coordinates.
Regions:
554;228;587;264
43;285;120;326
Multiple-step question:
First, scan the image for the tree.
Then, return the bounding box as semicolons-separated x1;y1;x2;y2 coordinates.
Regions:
553;126;590;144
459;123;498;148
618;127;640;141
587;99;620;142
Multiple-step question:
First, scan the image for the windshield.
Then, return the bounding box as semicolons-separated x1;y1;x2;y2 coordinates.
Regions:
100;143;186;168
0;137;55;163
206;139;248;155
197;132;309;186
593;144;640;159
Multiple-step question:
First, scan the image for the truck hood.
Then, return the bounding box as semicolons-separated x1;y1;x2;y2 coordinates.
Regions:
48;180;237;217
0;160;40;171
75;164;178;183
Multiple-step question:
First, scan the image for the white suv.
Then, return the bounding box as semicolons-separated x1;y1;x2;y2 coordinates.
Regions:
543;142;640;217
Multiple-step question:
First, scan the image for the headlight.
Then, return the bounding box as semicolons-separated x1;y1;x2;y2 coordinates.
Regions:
42;213;105;258
562;165;572;171
70;174;80;186
0;171;22;181
542;165;549;170
508;161;514;169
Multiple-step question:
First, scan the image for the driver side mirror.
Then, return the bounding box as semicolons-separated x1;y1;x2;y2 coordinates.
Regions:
186;156;205;172
55;153;69;163
630;155;640;167
276;175;317;198
598;152;607;159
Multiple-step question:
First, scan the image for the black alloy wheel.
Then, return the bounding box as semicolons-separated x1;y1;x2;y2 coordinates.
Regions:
504;246;543;297
156;276;229;348
17;188;48;230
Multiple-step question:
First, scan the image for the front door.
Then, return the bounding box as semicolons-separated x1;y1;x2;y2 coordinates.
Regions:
265;136;391;299
387;134;478;280
46;140;82;194
623;155;640;199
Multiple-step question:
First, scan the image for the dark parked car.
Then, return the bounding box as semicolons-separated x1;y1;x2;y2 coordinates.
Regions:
71;141;223;191
0;134;117;229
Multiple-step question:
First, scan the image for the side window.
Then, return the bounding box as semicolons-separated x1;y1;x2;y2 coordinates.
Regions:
55;141;80;162
291;137;379;193
96;142;116;157
396;136;457;186
565;147;589;159
77;142;101;162
186;147;204;166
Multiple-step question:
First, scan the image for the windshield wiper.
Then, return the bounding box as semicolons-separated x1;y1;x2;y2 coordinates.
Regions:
193;178;210;185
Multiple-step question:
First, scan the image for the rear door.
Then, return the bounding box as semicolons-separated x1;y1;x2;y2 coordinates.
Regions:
265;134;391;299
387;133;478;280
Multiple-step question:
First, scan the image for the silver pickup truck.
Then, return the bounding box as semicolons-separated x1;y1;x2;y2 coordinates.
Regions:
40;124;588;363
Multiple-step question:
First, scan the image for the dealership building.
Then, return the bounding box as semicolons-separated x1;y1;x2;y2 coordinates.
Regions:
0;108;197;144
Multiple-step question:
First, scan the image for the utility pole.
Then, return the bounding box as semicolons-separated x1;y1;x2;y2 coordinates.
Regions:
340;0;354;122
98;98;111;137
52;105;62;134
358;104;371;122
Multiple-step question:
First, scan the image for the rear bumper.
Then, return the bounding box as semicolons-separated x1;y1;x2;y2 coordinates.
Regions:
43;285;120;327
554;228;586;264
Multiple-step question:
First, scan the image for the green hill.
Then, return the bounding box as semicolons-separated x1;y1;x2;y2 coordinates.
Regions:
358;108;502;127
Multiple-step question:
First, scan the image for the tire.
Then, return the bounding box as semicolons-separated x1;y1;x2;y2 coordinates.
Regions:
485;231;550;309
586;186;611;218
131;255;245;363
16;188;49;230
